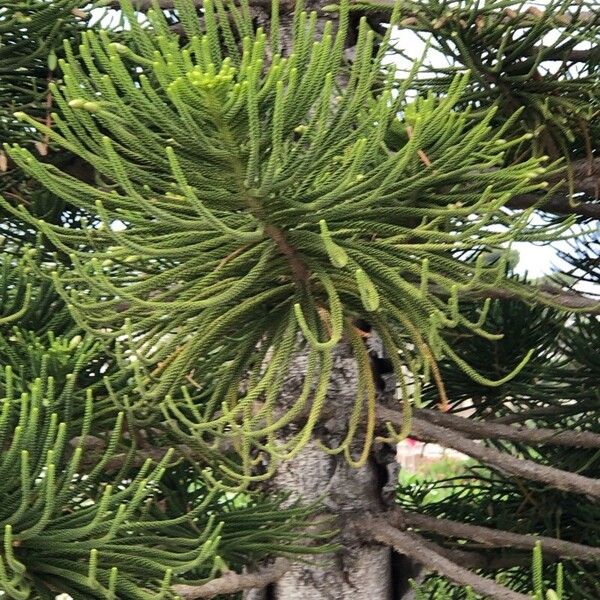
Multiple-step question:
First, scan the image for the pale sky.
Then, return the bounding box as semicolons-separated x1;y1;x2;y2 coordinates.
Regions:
388;22;594;282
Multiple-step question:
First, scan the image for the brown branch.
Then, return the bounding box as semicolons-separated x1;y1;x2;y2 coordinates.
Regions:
502;158;600;219
517;156;599;204
414;539;534;570
432;262;600;316
467;283;600;314
355;1;597;28
353;517;530;600
171;558;290;599
113;0;600;33
264;224;310;284
535;45;600;63
358;513;531;569
388;506;600;564
377;404;600;499
385;524;536;570
506;193;600;220
500;45;600;79
415;407;600;448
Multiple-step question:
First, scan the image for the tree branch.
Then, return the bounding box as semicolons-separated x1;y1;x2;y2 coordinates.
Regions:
377;404;600;499
376;521;533;569
532;45;600;63
506;193;600;220
353;517;530;600
353;0;597;28
471;282;600;314
415;407;600;448
172;558;290;599
416;541;533;570
388;506;600;563
507;156;600;217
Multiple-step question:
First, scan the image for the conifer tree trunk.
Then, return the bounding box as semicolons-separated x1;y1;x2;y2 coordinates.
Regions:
269;455;391;599
239;4;406;597
265;346;395;599
245;343;405;599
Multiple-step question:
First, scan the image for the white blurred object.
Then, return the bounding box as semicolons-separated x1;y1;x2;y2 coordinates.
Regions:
396;439;468;474
396;438;423;472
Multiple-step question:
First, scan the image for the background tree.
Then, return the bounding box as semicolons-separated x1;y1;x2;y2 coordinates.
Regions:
1;0;599;599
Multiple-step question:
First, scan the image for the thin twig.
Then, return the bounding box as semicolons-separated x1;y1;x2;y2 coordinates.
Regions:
172;558;290;599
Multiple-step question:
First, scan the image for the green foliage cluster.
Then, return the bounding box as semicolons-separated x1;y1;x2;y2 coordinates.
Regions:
3;0;575;487
0;0;599;598
0;252;326;599
398;292;600;596
0;1;88;149
394;1;596;162
0;1;112;254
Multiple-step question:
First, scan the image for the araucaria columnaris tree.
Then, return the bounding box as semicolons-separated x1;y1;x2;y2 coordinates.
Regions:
0;0;598;598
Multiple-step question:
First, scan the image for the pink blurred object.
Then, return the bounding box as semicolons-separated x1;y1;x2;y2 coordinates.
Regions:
396;438;468;473
396;438;425;472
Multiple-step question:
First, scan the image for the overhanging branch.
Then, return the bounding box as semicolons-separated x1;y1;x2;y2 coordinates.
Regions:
506;193;600;220
504;158;600;219
378;404;600;499
528;45;600;63
414;540;533;570
353;517;530;600
388;506;600;563
351;0;598;28
107;0;275;9
469;283;600;314
415;407;600;448
491;405;590;425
